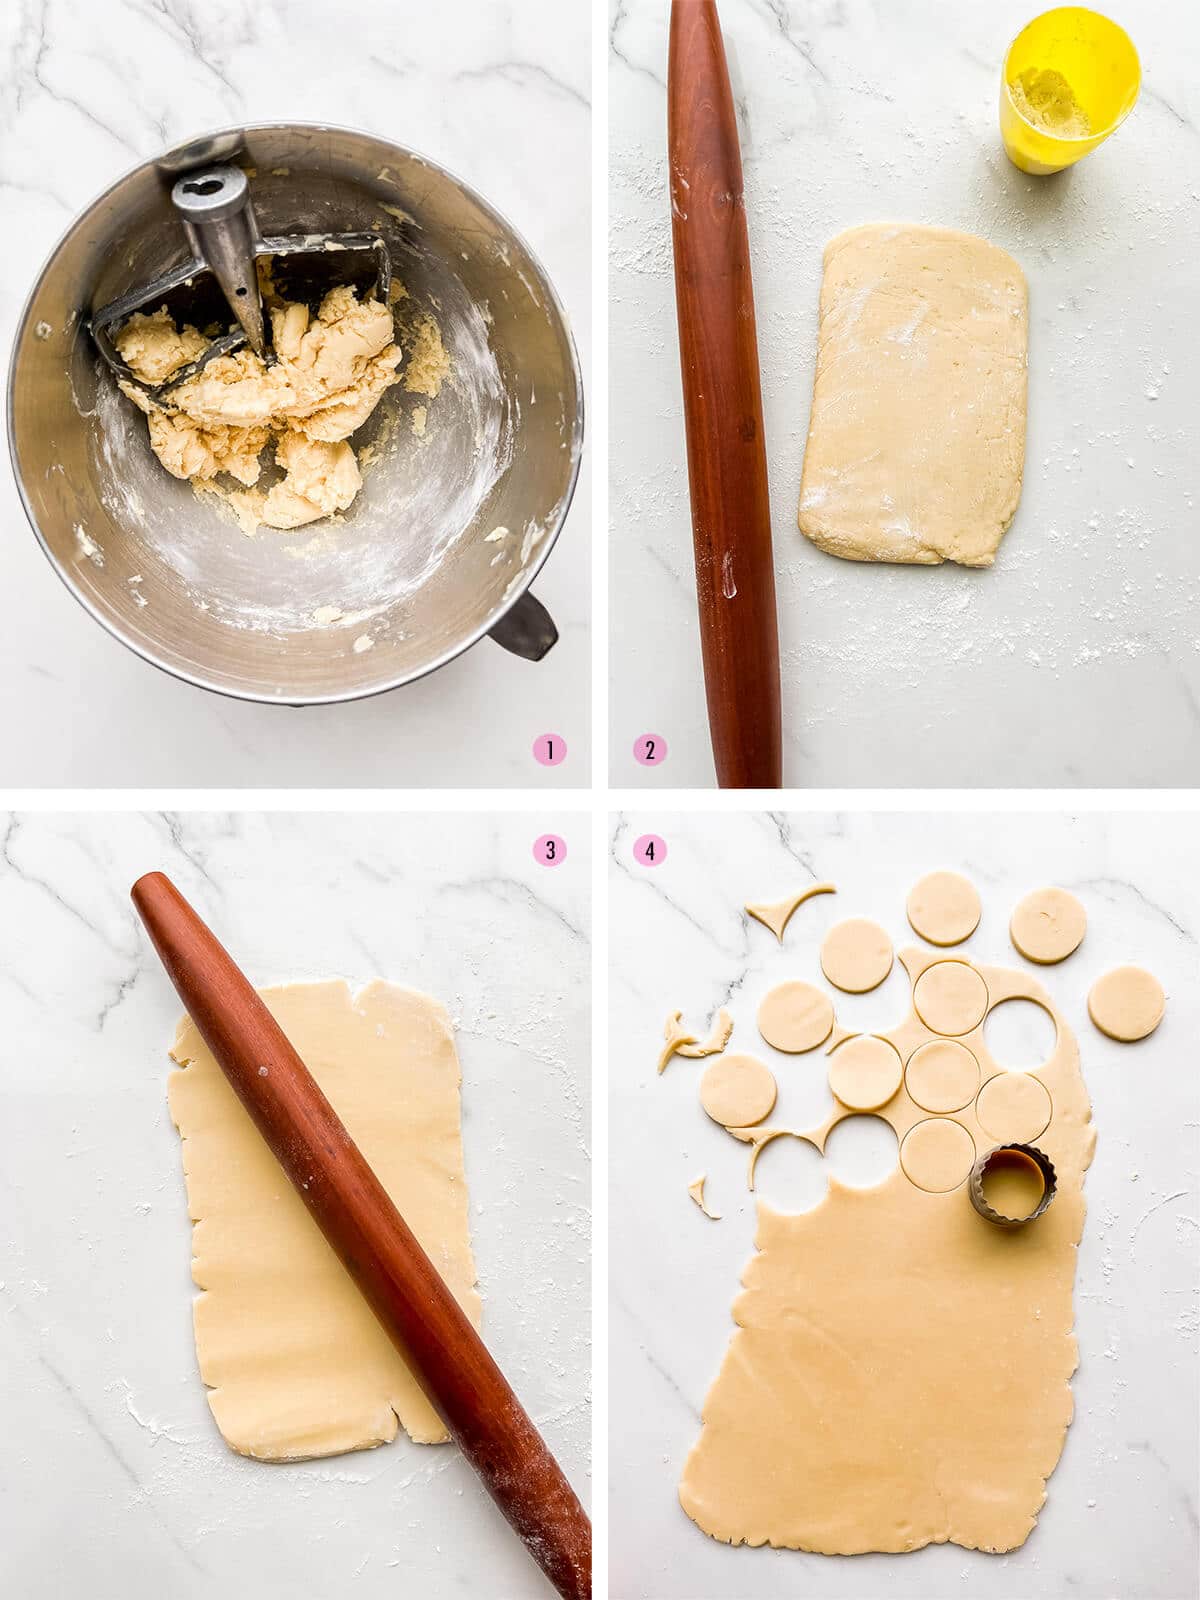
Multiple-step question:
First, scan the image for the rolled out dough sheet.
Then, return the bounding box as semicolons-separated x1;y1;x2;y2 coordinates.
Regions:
797;223;1028;568
168;979;481;1461
680;952;1095;1555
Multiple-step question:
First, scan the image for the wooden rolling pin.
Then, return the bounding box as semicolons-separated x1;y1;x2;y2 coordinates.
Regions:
132;871;591;1600
669;0;782;788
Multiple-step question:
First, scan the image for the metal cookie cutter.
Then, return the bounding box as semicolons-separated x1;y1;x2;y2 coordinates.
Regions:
969;1142;1057;1228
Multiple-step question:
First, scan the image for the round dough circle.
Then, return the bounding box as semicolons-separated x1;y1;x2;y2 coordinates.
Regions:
906;871;981;947
820;918;894;993
1010;888;1087;965
913;961;988;1037
1088;966;1165;1043
904;1039;980;1114
900;1118;976;1194
699;1053;778;1127
828;1035;903;1111
975;1070;1053;1143
757;981;834;1054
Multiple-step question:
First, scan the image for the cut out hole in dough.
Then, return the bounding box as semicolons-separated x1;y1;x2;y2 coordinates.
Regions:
757;982;834;1054
699;1053;778;1128
913;961;988;1036
827;1035;903;1111
752;1134;828;1214
900;1117;976;1194
1088;966;1166;1043
984;996;1058;1073
1010;888;1086;965
976;1071;1053;1145
906;871;981;947
823;1114;899;1189
820;918;894;993
905;1039;980;1114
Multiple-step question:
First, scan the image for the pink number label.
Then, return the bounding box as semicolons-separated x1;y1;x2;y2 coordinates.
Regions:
634;833;667;867
533;733;567;767
634;734;667;766
533;834;567;866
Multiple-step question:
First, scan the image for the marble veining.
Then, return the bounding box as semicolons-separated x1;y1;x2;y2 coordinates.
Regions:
0;810;590;1598
609;0;1200;787
0;0;590;788
609;809;1199;1598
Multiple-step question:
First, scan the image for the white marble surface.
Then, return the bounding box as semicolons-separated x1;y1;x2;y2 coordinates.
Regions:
609;809;1199;1598
0;811;590;1598
609;0;1200;788
0;0;590;788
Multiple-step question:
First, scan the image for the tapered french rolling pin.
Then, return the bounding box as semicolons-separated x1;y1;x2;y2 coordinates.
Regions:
131;872;591;1600
668;0;782;789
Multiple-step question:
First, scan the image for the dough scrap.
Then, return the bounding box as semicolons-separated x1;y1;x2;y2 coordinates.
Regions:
756;982;833;1054
168;980;480;1460
115;282;436;534
1010;888;1087;965
699;1055;778;1129
819;917;893;994
797;224;1028;568
745;883;836;942
906;871;981;947
1087;966;1165;1042
677;1008;735;1059
659;1006;734;1072
681;949;1096;1555
657;1011;699;1074
688;1175;721;1220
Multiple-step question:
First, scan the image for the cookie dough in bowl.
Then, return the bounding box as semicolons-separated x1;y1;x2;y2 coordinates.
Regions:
9;123;583;703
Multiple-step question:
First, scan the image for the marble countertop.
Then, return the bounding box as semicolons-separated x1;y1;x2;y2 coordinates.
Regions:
0;0;590;788
609;809;1198;1598
0;811;590;1598
609;0;1199;788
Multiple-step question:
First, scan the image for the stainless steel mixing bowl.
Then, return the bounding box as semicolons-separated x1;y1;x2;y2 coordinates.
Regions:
8;123;583;702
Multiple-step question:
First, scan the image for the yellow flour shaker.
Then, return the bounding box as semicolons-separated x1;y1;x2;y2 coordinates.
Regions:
1000;7;1140;174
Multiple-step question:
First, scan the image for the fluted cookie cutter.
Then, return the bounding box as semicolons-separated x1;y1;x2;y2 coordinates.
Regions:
969;1142;1057;1227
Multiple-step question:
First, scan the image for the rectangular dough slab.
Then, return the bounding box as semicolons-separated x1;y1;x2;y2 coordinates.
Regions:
797;223;1028;568
168;979;480;1461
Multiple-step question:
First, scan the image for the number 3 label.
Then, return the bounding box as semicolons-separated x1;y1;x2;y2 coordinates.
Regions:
533;834;567;866
634;833;667;867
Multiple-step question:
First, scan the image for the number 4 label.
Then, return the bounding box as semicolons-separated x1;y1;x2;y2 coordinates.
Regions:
634;833;667;867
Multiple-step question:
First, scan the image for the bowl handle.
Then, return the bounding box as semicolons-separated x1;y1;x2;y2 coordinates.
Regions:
488;590;558;662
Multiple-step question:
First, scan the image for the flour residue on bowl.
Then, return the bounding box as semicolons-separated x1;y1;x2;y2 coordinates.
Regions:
83;250;515;639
